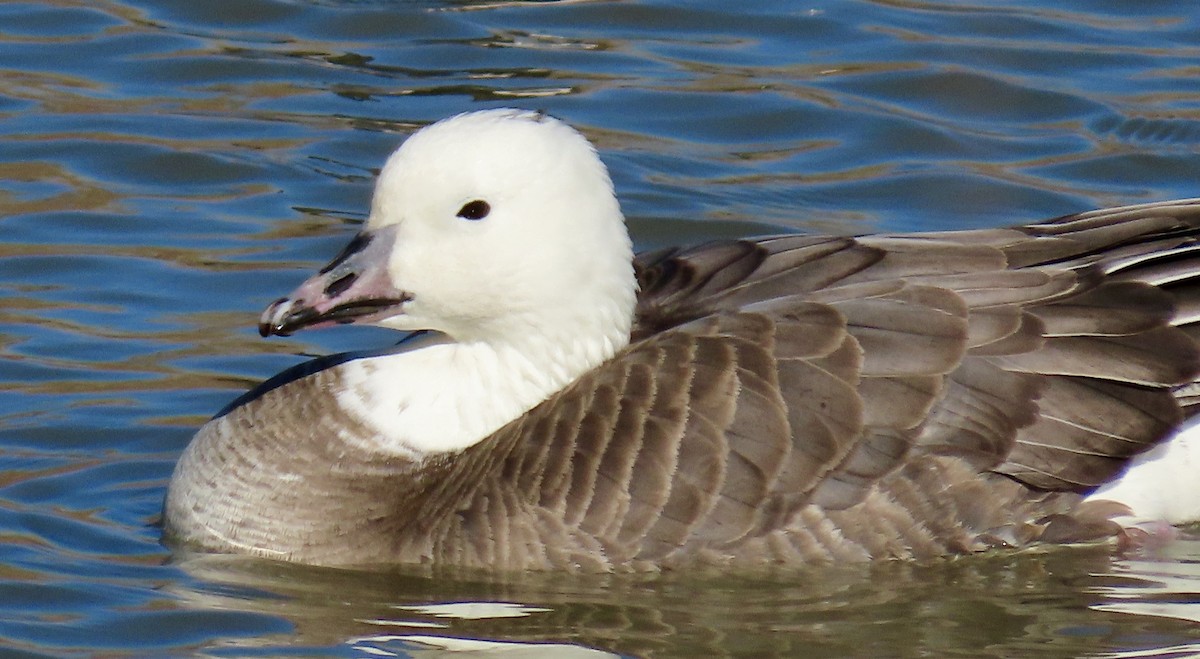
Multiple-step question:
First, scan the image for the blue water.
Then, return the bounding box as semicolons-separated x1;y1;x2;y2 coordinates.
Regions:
2;1;1200;656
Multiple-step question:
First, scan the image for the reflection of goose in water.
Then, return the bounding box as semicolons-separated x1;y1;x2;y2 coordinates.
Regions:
165;108;1200;570
171;541;1198;657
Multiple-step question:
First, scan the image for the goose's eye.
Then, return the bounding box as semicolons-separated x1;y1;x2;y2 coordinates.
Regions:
456;200;491;221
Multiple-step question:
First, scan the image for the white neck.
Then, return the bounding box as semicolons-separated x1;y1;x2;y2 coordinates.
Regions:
334;300;632;457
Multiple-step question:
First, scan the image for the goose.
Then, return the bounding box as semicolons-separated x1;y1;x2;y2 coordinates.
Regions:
164;108;1200;570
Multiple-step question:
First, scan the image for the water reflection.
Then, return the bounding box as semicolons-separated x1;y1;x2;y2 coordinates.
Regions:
168;537;1200;658
1093;537;1200;630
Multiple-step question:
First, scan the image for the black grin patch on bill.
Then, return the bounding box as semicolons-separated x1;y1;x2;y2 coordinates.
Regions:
321;296;411;324
260;293;413;337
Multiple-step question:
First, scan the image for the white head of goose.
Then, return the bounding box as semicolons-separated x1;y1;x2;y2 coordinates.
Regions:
165;108;1200;570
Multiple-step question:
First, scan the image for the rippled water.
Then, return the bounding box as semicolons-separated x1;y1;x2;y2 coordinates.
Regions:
3;0;1200;656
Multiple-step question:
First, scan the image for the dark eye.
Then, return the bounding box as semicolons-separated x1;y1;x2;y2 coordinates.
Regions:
456;200;490;221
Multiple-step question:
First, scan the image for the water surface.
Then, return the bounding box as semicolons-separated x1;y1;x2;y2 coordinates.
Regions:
2;0;1200;656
